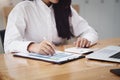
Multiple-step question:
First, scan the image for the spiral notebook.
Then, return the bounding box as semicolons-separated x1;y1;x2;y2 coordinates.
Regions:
13;51;84;64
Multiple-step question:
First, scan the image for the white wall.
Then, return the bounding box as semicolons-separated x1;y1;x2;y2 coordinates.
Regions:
72;0;120;39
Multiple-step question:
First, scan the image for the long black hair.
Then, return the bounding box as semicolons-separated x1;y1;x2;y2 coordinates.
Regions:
27;0;73;39
53;0;73;39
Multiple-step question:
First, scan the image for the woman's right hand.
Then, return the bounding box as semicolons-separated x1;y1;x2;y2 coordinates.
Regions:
28;40;55;55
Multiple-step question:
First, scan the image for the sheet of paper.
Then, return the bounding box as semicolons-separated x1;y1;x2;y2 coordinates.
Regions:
65;47;93;54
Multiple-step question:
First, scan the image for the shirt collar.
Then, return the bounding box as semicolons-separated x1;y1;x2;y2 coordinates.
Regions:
36;0;53;12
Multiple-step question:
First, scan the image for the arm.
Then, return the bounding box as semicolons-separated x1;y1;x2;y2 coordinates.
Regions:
71;6;98;47
4;5;33;53
4;4;55;55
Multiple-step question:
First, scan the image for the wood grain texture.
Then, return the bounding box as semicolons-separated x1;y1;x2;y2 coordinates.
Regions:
0;38;120;80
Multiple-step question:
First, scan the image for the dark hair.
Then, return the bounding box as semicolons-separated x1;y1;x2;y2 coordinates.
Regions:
53;0;73;39
27;0;73;39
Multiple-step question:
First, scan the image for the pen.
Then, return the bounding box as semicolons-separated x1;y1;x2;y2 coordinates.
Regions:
43;37;56;54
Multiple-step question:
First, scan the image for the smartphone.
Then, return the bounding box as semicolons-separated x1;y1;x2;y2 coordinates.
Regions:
110;68;120;76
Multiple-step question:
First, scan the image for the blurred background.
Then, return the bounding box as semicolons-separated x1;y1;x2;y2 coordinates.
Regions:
0;0;120;53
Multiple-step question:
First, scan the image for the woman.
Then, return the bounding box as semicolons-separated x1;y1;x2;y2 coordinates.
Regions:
4;0;98;55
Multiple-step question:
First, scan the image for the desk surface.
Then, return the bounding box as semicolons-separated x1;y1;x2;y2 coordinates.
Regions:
0;38;120;80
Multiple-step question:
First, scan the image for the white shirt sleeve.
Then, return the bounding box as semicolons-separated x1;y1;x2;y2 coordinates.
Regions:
4;4;33;53
71;7;98;45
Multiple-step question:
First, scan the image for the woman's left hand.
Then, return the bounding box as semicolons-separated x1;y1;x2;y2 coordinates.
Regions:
74;37;91;48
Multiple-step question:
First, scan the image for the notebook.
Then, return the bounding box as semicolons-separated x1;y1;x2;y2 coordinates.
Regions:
13;50;84;64
65;47;93;54
86;46;120;63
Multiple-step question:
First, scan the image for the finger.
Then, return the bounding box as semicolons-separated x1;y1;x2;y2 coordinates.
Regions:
40;41;55;55
43;44;55;55
81;39;85;48
82;39;87;48
39;48;49;55
79;38;84;48
86;41;91;48
45;41;55;53
76;38;81;47
41;46;55;56
51;42;56;50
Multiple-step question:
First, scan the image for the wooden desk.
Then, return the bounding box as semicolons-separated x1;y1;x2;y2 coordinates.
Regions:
0;38;120;80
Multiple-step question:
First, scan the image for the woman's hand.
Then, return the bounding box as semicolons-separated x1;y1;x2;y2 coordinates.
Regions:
74;37;91;48
28;40;55;55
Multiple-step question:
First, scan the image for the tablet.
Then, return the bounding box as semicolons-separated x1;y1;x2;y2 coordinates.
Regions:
13;51;84;64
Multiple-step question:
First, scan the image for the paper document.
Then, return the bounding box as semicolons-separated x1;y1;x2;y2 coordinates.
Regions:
65;47;93;54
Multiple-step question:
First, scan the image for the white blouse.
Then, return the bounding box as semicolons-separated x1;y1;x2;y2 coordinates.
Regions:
4;0;98;53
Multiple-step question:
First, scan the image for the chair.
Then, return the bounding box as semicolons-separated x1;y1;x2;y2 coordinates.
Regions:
0;29;5;48
2;6;14;27
72;4;80;13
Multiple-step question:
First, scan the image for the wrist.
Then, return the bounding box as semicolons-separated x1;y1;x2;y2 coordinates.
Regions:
27;42;36;53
